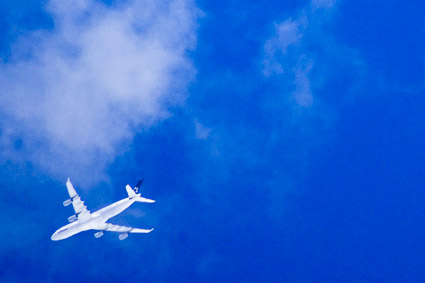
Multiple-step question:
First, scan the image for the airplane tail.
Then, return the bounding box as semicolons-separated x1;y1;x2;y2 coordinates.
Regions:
125;179;155;203
134;196;156;203
125;185;137;198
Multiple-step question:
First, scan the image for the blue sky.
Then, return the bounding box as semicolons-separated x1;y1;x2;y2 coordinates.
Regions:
1;0;425;281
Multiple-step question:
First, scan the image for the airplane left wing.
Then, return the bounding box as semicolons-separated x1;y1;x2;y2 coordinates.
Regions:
101;223;154;233
66;178;92;222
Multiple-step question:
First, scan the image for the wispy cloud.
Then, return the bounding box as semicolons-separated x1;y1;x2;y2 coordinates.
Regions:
262;16;306;77
194;119;212;140
258;0;367;219
311;0;336;10
0;0;198;184
261;1;340;108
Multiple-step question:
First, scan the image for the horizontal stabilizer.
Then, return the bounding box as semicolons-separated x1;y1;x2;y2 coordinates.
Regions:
135;196;155;203
126;181;155;202
126;185;136;198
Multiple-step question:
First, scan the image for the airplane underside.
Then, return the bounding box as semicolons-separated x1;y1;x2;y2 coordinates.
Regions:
51;178;155;241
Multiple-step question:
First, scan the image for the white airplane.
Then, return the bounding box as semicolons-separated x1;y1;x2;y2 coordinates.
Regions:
51;178;155;241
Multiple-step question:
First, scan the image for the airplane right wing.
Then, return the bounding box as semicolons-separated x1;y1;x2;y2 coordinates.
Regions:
65;178;92;222
101;223;154;233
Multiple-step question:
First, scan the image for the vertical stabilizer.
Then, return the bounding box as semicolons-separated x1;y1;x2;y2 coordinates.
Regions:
134;179;144;193
126;179;155;202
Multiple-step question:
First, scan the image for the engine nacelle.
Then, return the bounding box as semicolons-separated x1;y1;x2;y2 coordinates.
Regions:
94;231;104;238
119;233;128;240
68;215;77;223
63;199;72;206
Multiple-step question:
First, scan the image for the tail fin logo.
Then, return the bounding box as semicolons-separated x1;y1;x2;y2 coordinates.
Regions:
134;179;144;193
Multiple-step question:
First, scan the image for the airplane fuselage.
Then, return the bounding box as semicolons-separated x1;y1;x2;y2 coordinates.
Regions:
51;196;137;241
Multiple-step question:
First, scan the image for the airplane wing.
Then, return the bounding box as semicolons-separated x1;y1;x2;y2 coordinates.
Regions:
66;178;92;222
100;223;154;233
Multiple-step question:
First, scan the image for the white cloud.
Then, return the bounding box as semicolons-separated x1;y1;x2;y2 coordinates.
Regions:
261;2;339;108
291;57;314;107
194;119;212;140
262;17;306;77
262;14;314;108
311;0;336;10
260;0;367;218
0;0;198;184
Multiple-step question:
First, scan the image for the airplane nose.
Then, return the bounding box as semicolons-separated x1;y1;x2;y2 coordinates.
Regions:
51;231;59;241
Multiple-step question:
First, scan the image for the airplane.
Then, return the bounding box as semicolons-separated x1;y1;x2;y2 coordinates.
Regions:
51;178;155;241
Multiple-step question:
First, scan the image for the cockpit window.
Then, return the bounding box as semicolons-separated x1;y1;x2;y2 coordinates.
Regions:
59;228;68;233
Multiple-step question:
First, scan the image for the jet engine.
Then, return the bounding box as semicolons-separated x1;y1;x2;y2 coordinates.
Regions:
63;199;72;206
119;233;128;240
68;215;77;223
94;231;104;238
